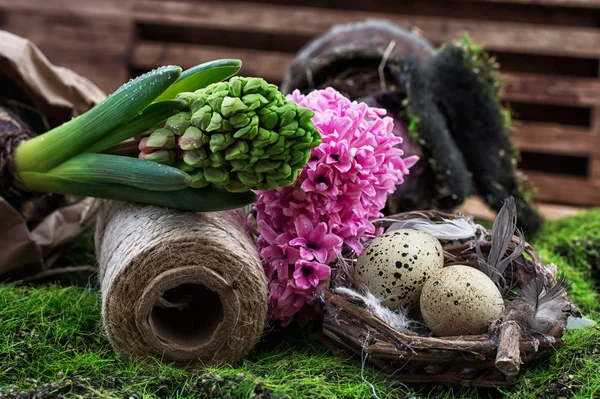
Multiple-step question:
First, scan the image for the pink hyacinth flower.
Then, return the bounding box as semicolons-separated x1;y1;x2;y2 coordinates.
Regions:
251;87;418;325
293;260;331;289
288;214;343;264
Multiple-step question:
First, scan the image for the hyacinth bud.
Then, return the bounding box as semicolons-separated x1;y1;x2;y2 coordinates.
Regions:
179;126;210;150
189;170;210;188
146;128;175;149
139;77;321;192
143;150;175;165
172;159;195;173
165;112;191;135
183;147;210;168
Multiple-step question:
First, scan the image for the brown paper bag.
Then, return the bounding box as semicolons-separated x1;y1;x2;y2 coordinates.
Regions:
0;30;106;280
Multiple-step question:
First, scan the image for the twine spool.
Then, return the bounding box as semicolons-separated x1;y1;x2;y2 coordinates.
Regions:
95;201;268;365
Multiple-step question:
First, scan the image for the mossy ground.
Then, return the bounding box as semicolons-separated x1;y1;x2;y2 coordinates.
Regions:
1;211;599;399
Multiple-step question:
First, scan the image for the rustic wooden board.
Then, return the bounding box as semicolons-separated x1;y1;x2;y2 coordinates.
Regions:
133;0;600;57
0;0;125;17
0;8;131;93
525;171;600;205
457;196;586;221
501;72;600;107
131;42;292;83
511;123;599;157
1;0;599;207
468;0;600;8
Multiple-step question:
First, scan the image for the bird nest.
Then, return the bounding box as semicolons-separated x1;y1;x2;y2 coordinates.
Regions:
318;206;581;387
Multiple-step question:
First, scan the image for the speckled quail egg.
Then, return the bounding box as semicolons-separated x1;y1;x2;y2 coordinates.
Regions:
420;265;505;336
353;229;444;310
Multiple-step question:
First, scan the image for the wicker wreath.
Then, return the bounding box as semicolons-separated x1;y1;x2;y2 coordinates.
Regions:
318;209;581;387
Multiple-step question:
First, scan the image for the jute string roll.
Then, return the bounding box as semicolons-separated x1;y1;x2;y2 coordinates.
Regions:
95;201;268;365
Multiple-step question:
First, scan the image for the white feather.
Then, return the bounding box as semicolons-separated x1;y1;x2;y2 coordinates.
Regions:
567;315;597;330
379;217;478;240
334;286;413;332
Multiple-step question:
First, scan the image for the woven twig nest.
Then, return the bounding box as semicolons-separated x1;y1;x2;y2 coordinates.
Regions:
319;209;580;387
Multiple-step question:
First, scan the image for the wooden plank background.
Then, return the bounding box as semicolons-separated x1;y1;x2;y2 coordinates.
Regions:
1;0;599;213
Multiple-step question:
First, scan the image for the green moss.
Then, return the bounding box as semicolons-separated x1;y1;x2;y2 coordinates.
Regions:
1;210;599;398
0;285;410;398
452;33;503;115
532;209;600;312
501;322;600;399
400;97;421;143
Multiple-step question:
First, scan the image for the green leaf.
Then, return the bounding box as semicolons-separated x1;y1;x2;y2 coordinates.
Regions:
19;172;257;212
15;65;182;172
42;153;191;191
153;60;242;102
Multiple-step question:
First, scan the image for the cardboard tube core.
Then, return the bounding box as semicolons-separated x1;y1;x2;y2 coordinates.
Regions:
151;283;225;348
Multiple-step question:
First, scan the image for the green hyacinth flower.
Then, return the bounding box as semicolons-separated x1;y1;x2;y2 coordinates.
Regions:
142;77;321;192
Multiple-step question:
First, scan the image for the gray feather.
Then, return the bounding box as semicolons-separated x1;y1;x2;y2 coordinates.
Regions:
477;197;525;293
509;274;572;333
496;230;526;275
488;197;517;268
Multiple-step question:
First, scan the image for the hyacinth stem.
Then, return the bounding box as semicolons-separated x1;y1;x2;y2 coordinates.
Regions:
17;173;257;212
83;99;188;154
99;140;142;158
14;66;182;173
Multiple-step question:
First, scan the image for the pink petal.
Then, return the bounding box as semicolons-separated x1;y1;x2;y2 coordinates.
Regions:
258;220;278;244
300;179;316;192
334;159;352;173
264;263;276;280
286;246;301;264
313;263;331;279
280;305;300;318
273;258;289;280
294;214;313;239
362;184;376;197
289;237;307;247
404;155;419;169
312;248;328;263
299;247;315;261
279;284;295;305
262;245;283;259
321;234;343;249
325;250;339;264
308;222;327;244
294;275;311;290
274;232;293;246
333;116;353;135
